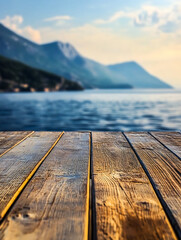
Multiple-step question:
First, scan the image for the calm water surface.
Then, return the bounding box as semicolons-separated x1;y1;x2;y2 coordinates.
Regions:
0;89;181;131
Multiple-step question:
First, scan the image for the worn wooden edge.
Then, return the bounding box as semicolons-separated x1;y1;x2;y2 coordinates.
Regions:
149;132;181;160
0;131;35;158
83;132;91;240
123;132;180;240
0;131;64;222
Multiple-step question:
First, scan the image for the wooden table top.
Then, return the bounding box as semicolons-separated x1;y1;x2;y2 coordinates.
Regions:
0;131;180;240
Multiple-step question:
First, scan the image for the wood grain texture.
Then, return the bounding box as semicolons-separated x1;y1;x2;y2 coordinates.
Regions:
0;131;32;156
125;132;181;238
150;132;181;159
92;132;176;240
0;132;90;240
0;131;61;221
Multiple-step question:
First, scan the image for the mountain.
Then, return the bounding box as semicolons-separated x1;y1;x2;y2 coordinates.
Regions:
108;61;171;88
0;55;83;92
0;23;172;89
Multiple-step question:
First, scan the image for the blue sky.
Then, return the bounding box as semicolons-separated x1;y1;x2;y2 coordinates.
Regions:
0;0;181;86
0;0;174;27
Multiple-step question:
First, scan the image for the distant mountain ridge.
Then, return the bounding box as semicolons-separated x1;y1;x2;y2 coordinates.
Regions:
0;23;172;89
108;61;170;88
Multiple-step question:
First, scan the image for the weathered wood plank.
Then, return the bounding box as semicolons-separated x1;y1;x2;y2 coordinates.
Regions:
150;132;181;159
125;132;181;239
0;131;62;221
92;132;176;240
0;131;33;157
0;132;90;240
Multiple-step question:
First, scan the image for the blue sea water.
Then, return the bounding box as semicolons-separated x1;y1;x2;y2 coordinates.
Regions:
0;89;181;131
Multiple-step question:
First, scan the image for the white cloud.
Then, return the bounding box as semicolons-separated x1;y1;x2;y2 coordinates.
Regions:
134;6;161;27
44;15;72;26
0;15;41;43
94;11;134;25
22;26;41;43
44;15;72;22
133;4;181;33
0;15;23;32
94;3;181;35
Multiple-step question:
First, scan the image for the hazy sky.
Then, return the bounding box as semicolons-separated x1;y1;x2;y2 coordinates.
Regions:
0;0;181;87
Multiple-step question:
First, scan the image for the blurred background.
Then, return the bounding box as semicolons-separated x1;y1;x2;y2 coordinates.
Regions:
0;0;180;131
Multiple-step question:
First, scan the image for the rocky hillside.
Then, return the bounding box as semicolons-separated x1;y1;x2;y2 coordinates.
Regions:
0;55;83;92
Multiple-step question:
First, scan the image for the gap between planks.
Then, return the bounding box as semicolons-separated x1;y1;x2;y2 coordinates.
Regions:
124;132;181;240
0;131;35;158
0;131;64;222
149;131;181;160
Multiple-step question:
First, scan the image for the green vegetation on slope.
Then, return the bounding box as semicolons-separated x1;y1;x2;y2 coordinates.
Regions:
0;55;83;92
